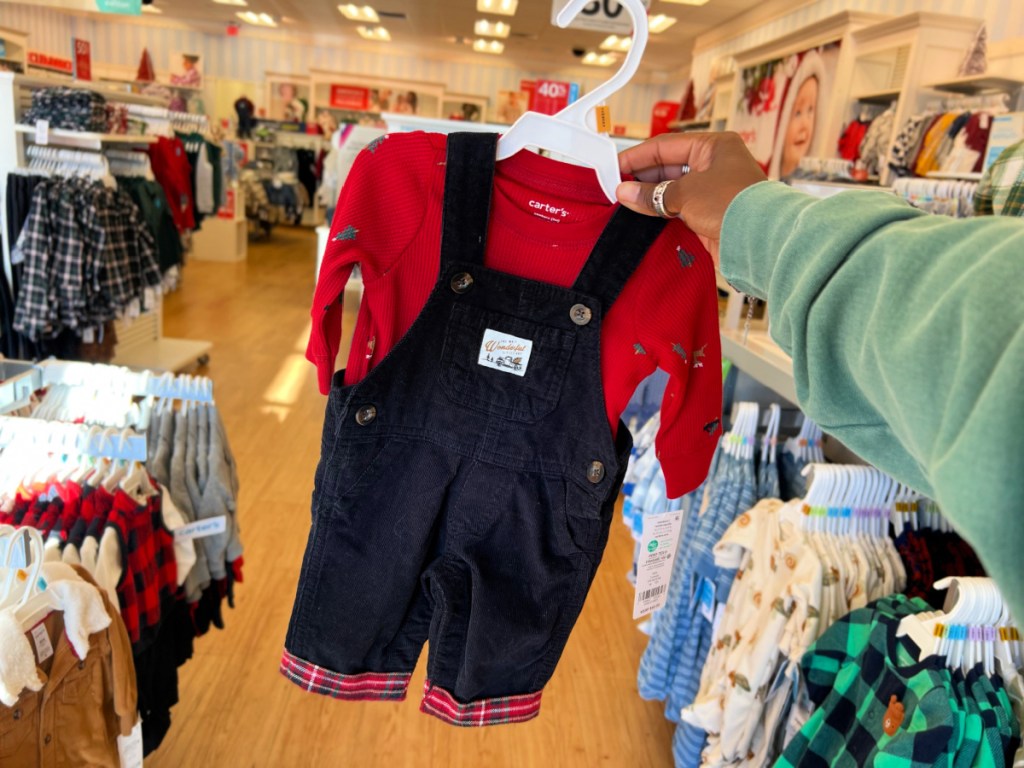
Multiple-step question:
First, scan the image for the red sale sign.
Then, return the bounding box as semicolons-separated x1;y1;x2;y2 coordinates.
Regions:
28;51;74;74
330;85;370;111
530;80;572;116
72;38;92;80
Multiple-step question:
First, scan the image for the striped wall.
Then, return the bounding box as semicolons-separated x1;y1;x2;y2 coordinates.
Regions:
691;0;1024;90
0;3;675;130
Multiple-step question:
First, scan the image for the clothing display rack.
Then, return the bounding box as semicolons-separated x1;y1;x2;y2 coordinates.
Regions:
0;356;242;760
625;400;1023;767
0;71;212;373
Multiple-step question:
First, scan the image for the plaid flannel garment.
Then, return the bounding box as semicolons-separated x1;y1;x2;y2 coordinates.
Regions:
13;181;61;341
777;595;969;767
279;650;411;701
975;139;1024;218
106;489;168;645
420;680;543;727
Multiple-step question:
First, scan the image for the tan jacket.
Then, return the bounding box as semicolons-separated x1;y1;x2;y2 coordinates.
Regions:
0;566;137;767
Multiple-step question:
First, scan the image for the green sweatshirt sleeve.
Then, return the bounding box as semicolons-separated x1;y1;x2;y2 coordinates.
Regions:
720;180;1024;621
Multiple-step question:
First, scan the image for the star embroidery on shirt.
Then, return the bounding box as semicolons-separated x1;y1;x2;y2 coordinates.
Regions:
366;136;388;154
693;344;707;369
334;225;359;242
676;246;695;268
633;343;647;355
672;343;687;361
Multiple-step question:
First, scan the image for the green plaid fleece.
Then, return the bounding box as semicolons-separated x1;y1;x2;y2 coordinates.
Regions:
975;139;1024;217
775;595;969;768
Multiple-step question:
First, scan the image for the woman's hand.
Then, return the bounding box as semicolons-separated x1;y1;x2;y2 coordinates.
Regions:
617;132;767;266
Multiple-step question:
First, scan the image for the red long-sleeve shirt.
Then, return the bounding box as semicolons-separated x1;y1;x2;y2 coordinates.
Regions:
308;132;721;497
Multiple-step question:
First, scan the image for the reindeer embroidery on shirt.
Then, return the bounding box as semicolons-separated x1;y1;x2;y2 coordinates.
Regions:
334;225;359;242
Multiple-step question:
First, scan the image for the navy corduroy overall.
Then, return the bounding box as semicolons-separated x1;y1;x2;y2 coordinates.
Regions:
282;133;667;726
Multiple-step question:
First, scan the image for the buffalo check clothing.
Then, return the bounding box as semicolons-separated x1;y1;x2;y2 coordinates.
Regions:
310;131;722;498
777;595;979;768
975;139;1024;218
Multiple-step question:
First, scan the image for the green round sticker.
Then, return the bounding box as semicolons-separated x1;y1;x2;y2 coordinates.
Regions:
647;540;659;553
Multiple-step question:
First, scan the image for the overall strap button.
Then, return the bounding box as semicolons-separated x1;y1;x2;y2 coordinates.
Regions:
587;461;606;484
450;272;474;294
355;405;377;426
570;303;592;326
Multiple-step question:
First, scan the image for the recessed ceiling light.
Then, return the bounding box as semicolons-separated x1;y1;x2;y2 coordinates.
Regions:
582;51;617;67
600;34;631;51
338;4;379;22
474;19;510;38
357;25;391;41
236;10;277;26
142;3;163;11
472;38;505;54
212;0;247;6
648;14;677;33
661;0;709;4
476;0;517;17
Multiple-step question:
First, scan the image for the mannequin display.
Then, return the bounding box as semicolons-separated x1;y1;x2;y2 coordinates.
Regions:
234;96;256;139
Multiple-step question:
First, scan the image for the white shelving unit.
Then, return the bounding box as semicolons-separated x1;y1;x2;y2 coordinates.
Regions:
14;123;158;150
720;328;798;405
0;71;212;373
925;74;1024;95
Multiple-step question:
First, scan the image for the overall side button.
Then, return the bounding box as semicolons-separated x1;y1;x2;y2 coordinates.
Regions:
355;405;378;426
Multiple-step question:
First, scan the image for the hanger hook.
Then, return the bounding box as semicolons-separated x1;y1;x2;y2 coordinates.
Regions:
554;0;649;126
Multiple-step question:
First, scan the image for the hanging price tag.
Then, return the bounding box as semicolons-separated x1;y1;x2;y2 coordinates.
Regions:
633;511;683;619
31;624;54;663
36;119;50;146
117;720;144;768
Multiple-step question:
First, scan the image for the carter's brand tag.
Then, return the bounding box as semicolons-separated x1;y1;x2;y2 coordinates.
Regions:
174;516;227;541
478;329;533;377
633;511;684;619
31;624;54;663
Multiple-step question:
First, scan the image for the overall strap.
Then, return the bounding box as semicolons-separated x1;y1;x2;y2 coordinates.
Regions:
440;132;499;269
572;207;668;313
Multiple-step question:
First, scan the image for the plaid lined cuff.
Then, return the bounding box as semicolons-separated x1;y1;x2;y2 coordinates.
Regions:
279;649;410;701
419;679;542;727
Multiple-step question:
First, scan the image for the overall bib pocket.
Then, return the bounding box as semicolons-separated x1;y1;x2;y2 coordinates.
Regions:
439;303;576;422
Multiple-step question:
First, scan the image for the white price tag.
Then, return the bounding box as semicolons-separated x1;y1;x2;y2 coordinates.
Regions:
35;119;50;146
173;516;227;542
31;623;54;663
633;511;683;619
143;287;156;311
552;0;651;34
118;720;144;768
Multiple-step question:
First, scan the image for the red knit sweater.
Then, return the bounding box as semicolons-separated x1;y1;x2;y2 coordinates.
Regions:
309;132;721;498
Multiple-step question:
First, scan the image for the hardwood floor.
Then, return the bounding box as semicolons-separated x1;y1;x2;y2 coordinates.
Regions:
152;226;675;767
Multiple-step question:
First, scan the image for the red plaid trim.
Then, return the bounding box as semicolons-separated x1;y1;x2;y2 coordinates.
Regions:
419;680;542;727
279;650;410;701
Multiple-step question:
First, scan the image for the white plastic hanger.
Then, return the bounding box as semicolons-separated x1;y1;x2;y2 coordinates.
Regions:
496;0;649;203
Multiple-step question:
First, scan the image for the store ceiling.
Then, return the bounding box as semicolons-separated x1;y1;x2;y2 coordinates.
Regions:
144;0;765;73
